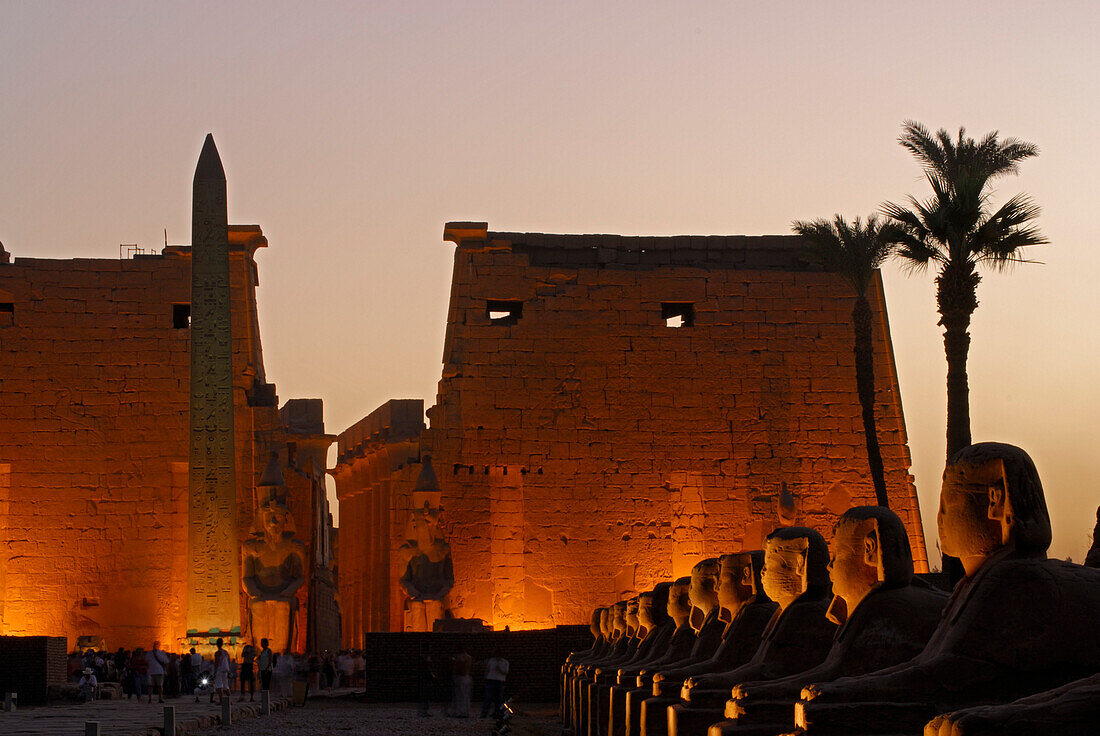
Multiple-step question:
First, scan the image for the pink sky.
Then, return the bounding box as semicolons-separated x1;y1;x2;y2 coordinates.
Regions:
2;1;1098;563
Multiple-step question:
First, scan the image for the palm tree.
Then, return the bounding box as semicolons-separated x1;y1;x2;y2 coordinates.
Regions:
883;121;1046;459
794;215;894;508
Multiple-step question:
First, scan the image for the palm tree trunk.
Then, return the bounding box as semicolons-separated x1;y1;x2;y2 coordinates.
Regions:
941;310;973;460
853;295;888;507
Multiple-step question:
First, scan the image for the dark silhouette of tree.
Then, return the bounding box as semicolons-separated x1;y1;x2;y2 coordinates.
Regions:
793;215;894;508
883;121;1046;459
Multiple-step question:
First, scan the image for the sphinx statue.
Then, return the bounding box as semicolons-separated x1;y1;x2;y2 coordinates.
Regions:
614;578;697;736
564;607;610;723
565;607;616;729
592;588;676;736
398;458;454;632
571;600;631;734
641;553;777;736
632;559;727;736
241;455;306;653
692;506;947;736
795;443;1100;735
670;527;836;735
924;672;1100;736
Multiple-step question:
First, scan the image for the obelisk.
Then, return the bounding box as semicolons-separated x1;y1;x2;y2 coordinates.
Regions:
187;134;240;637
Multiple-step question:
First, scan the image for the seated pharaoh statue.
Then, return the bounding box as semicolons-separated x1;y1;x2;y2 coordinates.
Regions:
241;455;306;654
691;506;948;736
615;578;698;736
592;587;677;736
674;527;836;728
795;443;1100;735
924;671;1100;736
640;553;777;736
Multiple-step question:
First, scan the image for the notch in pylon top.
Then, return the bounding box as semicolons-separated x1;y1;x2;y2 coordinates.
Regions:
194;134;226;182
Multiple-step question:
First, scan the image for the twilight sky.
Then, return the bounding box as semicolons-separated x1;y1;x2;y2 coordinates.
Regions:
3;0;1098;563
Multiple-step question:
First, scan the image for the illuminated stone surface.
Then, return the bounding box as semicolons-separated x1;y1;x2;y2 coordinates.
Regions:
187;134;240;637
0;144;338;651
336;224;927;634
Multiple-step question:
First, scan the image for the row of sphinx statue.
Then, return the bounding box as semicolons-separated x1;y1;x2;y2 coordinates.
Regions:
561;443;1100;736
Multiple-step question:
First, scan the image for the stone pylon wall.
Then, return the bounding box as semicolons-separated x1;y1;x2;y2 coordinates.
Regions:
0;233;328;650
424;225;926;630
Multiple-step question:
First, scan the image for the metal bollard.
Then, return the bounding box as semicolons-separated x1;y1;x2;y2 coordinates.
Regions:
4;692;16;712
221;697;232;725
163;704;176;736
261;689;270;716
84;723;100;736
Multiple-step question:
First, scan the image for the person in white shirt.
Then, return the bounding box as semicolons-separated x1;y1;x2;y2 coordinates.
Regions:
480;654;509;718
148;641;169;704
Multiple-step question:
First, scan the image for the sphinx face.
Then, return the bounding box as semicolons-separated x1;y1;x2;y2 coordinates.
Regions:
762;537;808;609
688;566;718;611
718;554;753;614
625;599;640;634
938;463;1002;561
637;595;656;630
828;519;880;615
667;583;692;623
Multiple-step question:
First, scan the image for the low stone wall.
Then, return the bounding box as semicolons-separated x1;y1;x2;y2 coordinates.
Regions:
360;626;591;703
0;635;67;704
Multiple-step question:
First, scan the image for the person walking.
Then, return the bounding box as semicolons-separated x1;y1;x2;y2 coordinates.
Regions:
258;638;274;692
239;642;256;701
79;667;98;702
148;641;168;703
480;653;509;718
212;638;231;704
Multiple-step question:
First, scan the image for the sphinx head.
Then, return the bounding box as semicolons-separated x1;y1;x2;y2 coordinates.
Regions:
625;596;640;637
827;506;914;624
589;607;604;639
938;443;1050;576
667;576;692;627
647;582;672;630
598;607;612;639
611;601;628;638
717;552;756;621
688;558;721;630
762;527;830;610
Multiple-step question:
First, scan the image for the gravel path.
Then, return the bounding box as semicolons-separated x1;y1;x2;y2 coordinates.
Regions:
190;700;559;736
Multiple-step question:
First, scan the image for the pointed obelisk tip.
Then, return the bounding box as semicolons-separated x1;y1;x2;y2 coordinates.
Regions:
194;133;226;182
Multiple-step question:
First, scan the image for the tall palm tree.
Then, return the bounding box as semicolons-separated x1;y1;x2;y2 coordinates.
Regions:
883;121;1046;459
794;215;894;508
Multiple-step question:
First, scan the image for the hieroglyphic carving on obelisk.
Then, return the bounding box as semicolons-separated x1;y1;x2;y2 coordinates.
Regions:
187;134;240;635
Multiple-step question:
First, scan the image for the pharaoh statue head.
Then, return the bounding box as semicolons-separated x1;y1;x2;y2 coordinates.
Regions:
717;552;756;622
938;443;1051;576
667;576;692;627
827;506;914;625
761;527;830;610
687;558;721;630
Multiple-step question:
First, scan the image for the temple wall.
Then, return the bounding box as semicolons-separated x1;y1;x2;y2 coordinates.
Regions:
419;227;925;630
0;241;334;650
332;400;424;640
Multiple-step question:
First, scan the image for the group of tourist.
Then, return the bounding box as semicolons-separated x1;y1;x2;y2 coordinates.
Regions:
68;638;370;704
417;647;510;719
562;443;1100;736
